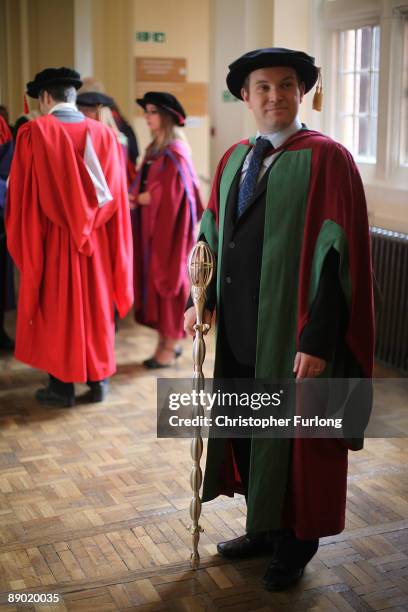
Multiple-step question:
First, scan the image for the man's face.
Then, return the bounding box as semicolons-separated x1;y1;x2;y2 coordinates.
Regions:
241;66;305;133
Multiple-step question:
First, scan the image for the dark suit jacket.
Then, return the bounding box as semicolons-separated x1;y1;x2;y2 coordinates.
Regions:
190;155;348;368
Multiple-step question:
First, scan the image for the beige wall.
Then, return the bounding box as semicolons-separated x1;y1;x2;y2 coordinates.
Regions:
133;0;210;191
0;0;24;121
0;0;74;122
91;0;134;119
27;0;74;75
209;0;276;170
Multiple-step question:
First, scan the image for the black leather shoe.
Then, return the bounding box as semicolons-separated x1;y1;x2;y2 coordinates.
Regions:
217;533;275;559
262;560;304;591
35;387;75;408
143;357;174;369
85;380;109;402
0;329;14;351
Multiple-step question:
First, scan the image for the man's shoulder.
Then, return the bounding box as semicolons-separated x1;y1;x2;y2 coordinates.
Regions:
165;139;192;163
294;129;353;157
85;117;115;139
218;139;250;165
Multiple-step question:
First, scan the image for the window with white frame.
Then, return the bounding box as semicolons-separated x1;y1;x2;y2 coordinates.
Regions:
336;25;380;163
400;15;408;166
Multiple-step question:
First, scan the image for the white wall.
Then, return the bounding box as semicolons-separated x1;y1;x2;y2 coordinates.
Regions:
210;0;277;172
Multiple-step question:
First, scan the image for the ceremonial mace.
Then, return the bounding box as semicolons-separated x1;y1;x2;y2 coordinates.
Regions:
187;241;215;569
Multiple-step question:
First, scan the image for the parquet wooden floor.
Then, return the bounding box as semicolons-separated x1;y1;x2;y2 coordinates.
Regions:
0;313;407;611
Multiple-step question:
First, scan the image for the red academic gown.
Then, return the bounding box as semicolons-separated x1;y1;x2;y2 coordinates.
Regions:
130;139;203;338
6;115;134;382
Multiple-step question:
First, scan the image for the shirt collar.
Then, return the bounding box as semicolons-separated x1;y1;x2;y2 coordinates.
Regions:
256;116;302;149
49;102;78;114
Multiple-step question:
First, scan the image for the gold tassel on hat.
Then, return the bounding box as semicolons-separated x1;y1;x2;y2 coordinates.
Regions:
312;67;323;112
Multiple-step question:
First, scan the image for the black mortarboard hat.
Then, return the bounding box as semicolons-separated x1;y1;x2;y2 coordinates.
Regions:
226;48;319;99
26;67;83;99
76;92;114;108
135;91;186;126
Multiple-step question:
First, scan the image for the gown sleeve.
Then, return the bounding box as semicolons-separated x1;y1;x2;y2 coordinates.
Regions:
6;125;46;321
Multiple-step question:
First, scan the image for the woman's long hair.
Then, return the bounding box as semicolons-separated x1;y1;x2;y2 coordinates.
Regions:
146;107;190;155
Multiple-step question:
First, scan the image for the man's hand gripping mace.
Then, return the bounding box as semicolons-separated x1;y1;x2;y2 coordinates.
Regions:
187;241;215;570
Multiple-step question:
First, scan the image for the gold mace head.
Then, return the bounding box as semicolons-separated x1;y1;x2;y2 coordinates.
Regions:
187;241;215;289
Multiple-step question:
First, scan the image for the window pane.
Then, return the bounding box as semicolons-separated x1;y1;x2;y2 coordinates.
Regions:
371;116;378;160
371;72;379;115
355;29;362;71
360;27;372;70
359;72;370;113
400;18;408;166
340;74;355;113
372;25;380;70
336;25;380;162
358;116;369;157
341;30;355;72
341;116;354;152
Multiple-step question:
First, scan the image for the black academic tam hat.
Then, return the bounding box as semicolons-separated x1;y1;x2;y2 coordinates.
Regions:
76;91;114;108
226;47;319;99
26;67;82;98
136;91;186;126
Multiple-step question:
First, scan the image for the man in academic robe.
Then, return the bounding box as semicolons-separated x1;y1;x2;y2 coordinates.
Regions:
6;67;134;407
0;115;15;349
184;48;374;590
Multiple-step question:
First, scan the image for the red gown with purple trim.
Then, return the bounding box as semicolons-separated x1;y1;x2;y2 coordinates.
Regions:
130;139;203;338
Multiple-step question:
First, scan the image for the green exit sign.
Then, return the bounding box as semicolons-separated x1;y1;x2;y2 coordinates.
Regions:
153;32;166;42
136;31;150;42
136;31;166;43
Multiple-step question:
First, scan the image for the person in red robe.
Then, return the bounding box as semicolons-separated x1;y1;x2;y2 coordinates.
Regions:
130;92;203;367
6;67;134;407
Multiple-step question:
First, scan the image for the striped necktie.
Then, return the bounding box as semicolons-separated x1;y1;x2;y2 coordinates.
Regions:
237;138;273;218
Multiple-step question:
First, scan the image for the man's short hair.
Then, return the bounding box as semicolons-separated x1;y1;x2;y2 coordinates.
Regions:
242;70;304;94
39;85;77;103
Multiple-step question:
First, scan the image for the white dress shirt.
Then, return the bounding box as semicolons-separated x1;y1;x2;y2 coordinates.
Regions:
48;102;78;114
240;116;302;184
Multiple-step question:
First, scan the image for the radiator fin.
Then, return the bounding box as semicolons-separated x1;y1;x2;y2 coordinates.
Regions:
371;227;408;373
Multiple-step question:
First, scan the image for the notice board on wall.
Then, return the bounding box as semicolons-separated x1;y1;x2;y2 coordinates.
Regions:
135;57;208;117
135;57;187;82
135;81;208;117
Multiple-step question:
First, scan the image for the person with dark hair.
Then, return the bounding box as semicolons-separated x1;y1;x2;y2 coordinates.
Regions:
185;48;374;590
77;92;139;186
130;92;203;367
111;103;139;183
6;67;134;406
0;115;15;349
0;105;11;129
12;110;41;139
